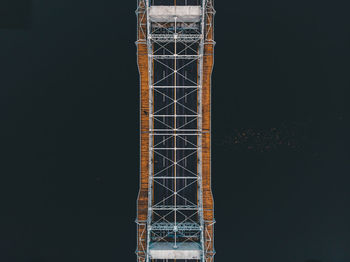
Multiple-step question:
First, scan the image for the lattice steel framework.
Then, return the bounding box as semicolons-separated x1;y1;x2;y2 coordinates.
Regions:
136;1;215;261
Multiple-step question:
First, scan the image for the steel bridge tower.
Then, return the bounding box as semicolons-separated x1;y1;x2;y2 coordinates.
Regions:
136;1;215;261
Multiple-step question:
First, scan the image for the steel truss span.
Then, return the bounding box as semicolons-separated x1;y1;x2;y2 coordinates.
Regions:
136;1;215;262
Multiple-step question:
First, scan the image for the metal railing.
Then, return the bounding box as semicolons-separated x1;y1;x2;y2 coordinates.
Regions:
150;0;201;6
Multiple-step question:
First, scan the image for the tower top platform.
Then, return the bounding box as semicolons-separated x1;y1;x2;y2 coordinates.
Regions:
149;242;201;260
149;6;201;22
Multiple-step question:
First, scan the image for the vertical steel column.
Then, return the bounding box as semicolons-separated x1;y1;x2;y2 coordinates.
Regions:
145;1;153;260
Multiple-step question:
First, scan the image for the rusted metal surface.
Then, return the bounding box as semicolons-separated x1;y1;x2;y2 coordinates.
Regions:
136;1;149;261
202;3;215;260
